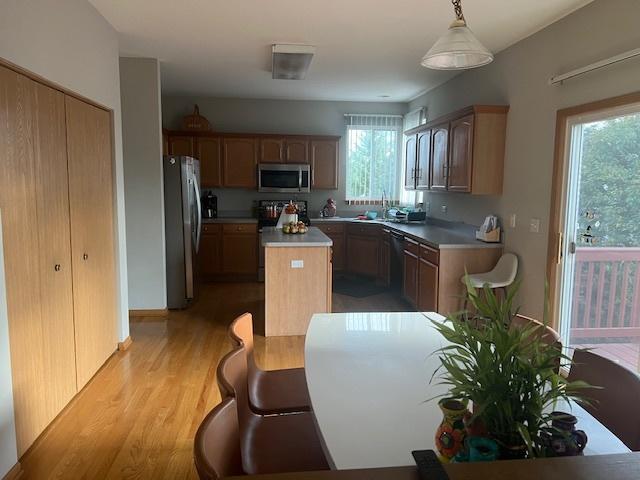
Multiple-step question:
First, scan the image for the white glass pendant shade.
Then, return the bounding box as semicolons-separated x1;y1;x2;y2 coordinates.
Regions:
421;19;493;70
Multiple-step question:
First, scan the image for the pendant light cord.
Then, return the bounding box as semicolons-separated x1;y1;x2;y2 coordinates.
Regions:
452;0;465;21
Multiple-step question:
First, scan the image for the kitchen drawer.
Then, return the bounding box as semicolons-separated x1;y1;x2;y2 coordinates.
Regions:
381;228;391;240
420;243;439;265
347;223;380;236
222;223;257;234
404;237;419;256
317;223;345;234
202;224;222;235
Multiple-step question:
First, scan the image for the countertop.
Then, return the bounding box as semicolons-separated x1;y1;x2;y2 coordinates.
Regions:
310;217;502;250
305;312;630;470
261;227;332;247
202;217;257;224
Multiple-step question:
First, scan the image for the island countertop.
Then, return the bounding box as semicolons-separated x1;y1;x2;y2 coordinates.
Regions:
261;227;333;247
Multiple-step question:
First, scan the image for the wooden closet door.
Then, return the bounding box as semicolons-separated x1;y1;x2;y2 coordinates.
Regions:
65;95;117;389
0;67;77;454
32;82;77;431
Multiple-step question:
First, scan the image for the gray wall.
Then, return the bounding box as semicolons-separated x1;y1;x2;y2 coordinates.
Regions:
0;212;18;480
0;0;130;341
408;0;640;317
162;97;407;216
120;58;167;310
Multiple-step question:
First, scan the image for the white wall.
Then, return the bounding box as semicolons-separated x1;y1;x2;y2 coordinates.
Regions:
162;96;408;216
0;212;18;480
408;0;640;317
120;57;167;310
0;0;129;341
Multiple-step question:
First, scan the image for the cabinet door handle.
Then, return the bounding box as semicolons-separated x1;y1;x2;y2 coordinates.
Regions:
83;253;89;260
54;264;61;272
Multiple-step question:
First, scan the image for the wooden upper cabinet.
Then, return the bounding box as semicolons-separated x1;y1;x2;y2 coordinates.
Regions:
168;135;194;156
311;139;339;189
448;114;474;192
223;137;258;188
416;130;431;190
430;123;449;191
197;136;222;187
285;138;309;164
260;138;285;163
162;132;168;155
404;135;417;190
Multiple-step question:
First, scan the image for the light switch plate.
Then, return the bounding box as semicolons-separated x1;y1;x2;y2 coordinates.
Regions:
509;214;517;228
529;218;541;233
441;205;447;214
291;260;304;269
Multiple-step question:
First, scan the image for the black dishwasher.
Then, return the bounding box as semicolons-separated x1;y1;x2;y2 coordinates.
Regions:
390;231;404;291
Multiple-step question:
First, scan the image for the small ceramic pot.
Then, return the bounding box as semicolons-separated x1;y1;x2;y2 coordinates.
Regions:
468;437;499;462
435;398;469;461
545;411;588;456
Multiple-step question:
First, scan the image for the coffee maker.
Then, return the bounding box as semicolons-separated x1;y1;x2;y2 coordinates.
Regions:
202;192;217;219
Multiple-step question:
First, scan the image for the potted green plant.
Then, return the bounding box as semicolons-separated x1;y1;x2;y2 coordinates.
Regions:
430;277;591;459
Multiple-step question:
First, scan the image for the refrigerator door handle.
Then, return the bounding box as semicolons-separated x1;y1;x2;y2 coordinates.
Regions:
193;172;202;253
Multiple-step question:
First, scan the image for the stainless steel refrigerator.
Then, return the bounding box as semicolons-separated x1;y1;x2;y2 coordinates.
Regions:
163;156;202;308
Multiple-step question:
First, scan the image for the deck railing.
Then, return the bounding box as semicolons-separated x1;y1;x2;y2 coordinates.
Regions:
571;247;640;340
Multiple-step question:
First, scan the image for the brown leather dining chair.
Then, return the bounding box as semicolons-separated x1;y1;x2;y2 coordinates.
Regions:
511;314;562;348
193;396;244;480
229;313;311;414
568;348;640;451
511;314;562;373
217;346;329;475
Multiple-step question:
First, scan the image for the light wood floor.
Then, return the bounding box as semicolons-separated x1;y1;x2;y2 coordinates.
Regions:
18;282;411;479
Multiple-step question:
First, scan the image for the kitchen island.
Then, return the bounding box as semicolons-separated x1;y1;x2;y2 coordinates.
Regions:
262;227;333;336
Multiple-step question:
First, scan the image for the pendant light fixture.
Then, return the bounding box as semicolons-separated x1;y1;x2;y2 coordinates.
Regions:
421;0;493;70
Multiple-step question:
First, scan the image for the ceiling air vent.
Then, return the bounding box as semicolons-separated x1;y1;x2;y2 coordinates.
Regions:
272;44;315;80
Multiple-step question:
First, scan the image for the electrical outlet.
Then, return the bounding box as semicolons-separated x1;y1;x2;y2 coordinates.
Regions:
509;214;517;229
441;205;447;214
291;260;304;269
529;218;541;233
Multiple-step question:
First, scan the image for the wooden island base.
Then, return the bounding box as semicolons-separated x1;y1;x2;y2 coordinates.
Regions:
264;244;332;336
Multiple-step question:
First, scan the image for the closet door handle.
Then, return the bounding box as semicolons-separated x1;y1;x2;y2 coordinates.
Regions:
83;253;89;261
54;264;61;272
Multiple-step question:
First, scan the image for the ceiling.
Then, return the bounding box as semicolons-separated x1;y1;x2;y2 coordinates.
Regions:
90;0;593;102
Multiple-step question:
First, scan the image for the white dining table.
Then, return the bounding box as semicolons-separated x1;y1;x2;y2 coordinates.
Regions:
304;312;631;470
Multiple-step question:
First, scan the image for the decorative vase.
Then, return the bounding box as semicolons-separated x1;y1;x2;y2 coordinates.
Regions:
435;398;469;461
545;411;588;457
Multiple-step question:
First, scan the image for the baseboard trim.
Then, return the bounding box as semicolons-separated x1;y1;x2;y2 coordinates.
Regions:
117;336;132;351
128;309;169;318
3;462;23;480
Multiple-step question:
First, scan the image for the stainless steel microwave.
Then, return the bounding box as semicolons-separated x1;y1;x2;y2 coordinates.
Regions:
258;163;310;193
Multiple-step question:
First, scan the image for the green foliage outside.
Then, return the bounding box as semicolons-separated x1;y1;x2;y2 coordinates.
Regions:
346;127;398;200
577;113;640;247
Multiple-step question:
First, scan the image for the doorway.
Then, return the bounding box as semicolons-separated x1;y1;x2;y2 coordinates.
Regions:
552;99;640;372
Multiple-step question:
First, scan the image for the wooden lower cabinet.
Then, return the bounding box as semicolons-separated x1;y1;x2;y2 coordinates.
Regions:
199;224;222;278
328;233;345;271
346;233;379;277
0;64;117;455
198;223;258;280
403;248;419;306
316;223;346;272
418;258;439;312
222;233;258;275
